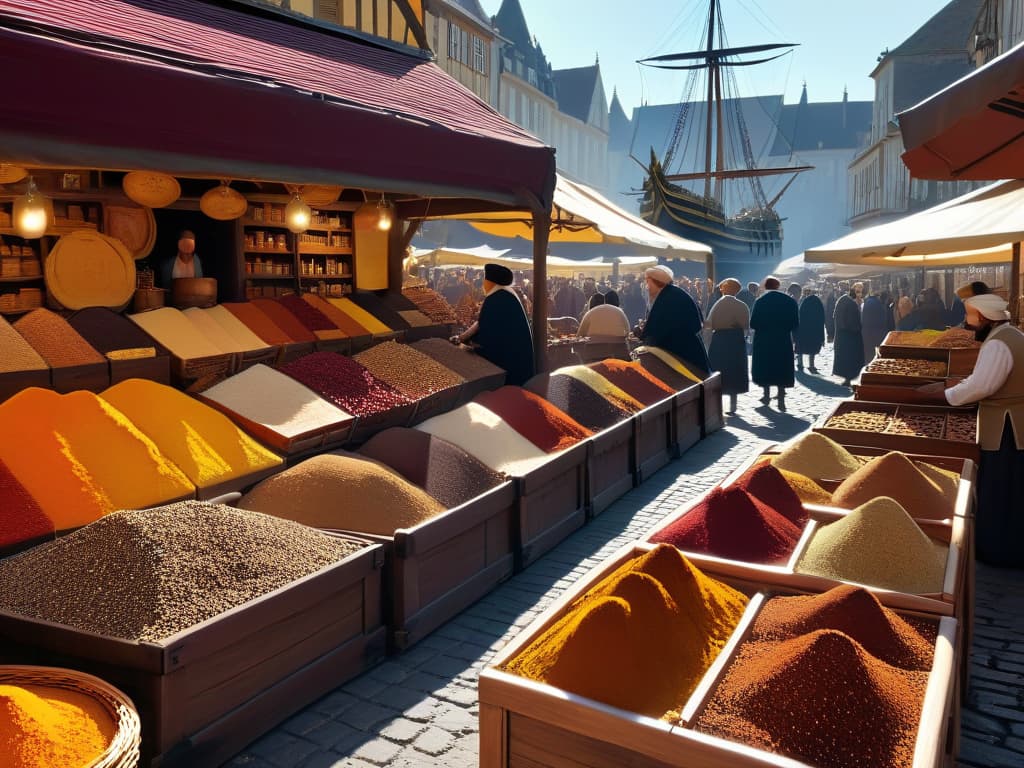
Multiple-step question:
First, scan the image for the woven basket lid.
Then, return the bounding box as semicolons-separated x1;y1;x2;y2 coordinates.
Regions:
0;164;28;184
302;185;343;207
200;184;247;220
122;171;181;208
45;230;136;311
104;204;157;260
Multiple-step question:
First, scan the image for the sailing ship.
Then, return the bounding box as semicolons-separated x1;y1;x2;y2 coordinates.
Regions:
637;0;810;282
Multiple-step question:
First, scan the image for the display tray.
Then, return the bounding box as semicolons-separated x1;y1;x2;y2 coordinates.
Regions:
701;371;724;436
455;371;507;406
347;334;374;354
402;324;451;342
586;418;636;519
407;383;464;427
513;441;589;571
327;481;517;651
0;535;386;768
877;339;979;377
346;402;419;446
312;337;352;356
0;367;50;404
236;346;279;373
372;330;405;344
274;341;316;365
109;353;171;386
634;397;674;483
857;369;947;387
480;541;957;768
170;353;233;388
671;383;703;459
50;360;110;394
852;381;952;405
814;400;980;462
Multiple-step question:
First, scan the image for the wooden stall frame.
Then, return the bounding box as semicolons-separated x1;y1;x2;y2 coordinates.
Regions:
274;341;316;365
586;418;637;519
671;382;703;459
635;397;674;484
50;360;110;394
312;337;352;357
701;371;724;437
406;382;465;428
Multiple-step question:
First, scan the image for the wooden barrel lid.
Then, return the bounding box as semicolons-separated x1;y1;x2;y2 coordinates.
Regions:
45;231;136;310
122;171;181;208
200;185;247;220
104;204;157;260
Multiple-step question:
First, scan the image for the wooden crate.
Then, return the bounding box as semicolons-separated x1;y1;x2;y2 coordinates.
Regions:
236;346;279;373
480;542;957;768
671;383;703;459
513;441;589;570
170;353;233;388
852;381;950;405
347;334;375;354
877;338;979;377
407;383;464;427
635;397;674;483
814;400;979;462
313;337;352;356
109;353;171;386
586;418;636;519
0;537;386;767
701;371;724;437
329;481;517;651
51;361;110;393
0;367;50;404
402;324;451;342
346;402;418;446
455;371;507;406
275;341;316;365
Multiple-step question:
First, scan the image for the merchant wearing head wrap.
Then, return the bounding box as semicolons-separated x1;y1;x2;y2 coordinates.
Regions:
917;282;1023;567
704;278;749;414
159;229;204;288
635;264;709;375
749;276;800;410
452;263;535;386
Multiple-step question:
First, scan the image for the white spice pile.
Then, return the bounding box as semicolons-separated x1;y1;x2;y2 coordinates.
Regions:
201;364;353;439
200;305;274;353
182;307;250;354
129;307;226;359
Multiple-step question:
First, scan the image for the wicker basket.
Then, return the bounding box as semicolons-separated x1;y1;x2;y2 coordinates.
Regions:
0;665;141;768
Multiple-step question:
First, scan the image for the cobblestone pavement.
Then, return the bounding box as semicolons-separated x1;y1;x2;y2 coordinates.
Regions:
230;347;1024;768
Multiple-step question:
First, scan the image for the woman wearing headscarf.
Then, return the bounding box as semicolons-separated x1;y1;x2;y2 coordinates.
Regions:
832;282;865;387
918;282;1023;567
705;278;749;414
578;289;631;362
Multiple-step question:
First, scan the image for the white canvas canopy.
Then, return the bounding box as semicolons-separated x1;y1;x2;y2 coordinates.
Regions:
409;246;658;278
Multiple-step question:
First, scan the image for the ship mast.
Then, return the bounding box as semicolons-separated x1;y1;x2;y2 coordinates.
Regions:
703;0;716;202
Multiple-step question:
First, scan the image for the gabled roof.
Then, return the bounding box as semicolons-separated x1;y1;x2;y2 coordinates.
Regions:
494;0;531;50
893;56;977;112
770;98;873;155
608;90;631;150
446;0;491;27
889;0;981;57
553;64;599;123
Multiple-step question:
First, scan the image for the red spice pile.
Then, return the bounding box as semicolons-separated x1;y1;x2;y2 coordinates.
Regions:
302;294;371;337
649;486;801;565
276;294;342;334
733;463;808;526
474;386;593;452
587;360;675;405
0;458;54;550
223;302;291;345
251;299;317;342
279;351;410;416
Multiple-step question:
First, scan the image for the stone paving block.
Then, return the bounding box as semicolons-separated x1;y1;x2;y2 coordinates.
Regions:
341;675;390;702
379;718;427;745
413;726;456;756
304;720;365;753
959;737;1024;768
350;738;403;766
365;685;430;713
342;702;401;732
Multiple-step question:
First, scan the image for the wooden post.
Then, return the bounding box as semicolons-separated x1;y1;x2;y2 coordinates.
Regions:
532;210;551;374
706;252;715;284
387;218;404;292
1012;242;1021;325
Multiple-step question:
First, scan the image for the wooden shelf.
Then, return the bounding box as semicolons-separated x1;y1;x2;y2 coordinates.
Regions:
0;275;43;283
297;245;353;255
241;219;291;229
306;225;352;233
246;274;296;281
299;274;352;281
0;307;34;315
244;249;292;255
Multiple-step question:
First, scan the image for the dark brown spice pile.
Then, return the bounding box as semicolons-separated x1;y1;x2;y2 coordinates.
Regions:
67;307;165;355
410;338;506;381
523;372;630;432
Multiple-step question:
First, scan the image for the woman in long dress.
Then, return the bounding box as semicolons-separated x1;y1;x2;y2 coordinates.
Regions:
832;283;865;386
705;278;749;414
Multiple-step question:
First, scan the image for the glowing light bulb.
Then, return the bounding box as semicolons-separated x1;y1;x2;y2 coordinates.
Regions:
376;195;393;232
13;178;51;239
285;192;312;234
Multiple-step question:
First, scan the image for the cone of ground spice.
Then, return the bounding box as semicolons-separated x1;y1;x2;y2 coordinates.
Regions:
128;307;227;358
796;496;948;594
239;452;446;535
503;545;747;720
634;345;704;382
13;308;106;367
522;372;632;432
327;297;391;334
770;432;863;479
733;463;808;526
650;486;802;565
0;315;48;375
473;386;593;453
634;349;697;390
0;458;54;550
915;461;959;497
302;294;371;337
202;305;276;352
832;452;955;520
358;427;506;509
275;294;345;339
752;456;833;504
695;628;930;768
586;360;675;405
66;307;165;357
250;299;317;342
222;302;292;346
550;365;645;414
182;307;250;354
102;379;282;490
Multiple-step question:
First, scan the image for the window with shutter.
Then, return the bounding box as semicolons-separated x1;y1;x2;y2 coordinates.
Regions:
448;22;460;60
315;0;340;22
460;29;469;65
472;35;486;74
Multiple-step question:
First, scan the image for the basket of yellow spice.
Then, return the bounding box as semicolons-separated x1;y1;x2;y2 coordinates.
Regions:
0;664;141;768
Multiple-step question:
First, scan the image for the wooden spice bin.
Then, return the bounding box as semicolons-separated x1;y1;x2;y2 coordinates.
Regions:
347;333;375;354
671;382;703;458
170;352;233;389
480;541;958;768
634;397;674;483
328;480;517;651
108;351;172;387
346;402;418;446
701;371;725;437
312;336;352;356
0;367;50;404
0;536;387;767
513;441;589;570
275;341;316;365
236;345;279;373
586;418;636;519
50;360;110;394
407;383;465;427
877;338;980;377
852;381;951;405
193;462;283;503
455;371;507;406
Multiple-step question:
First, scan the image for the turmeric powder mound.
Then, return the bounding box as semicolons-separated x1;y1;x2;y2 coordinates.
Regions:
0;388;195;528
503;544;747;720
327;297;391;334
0;684;115;768
634;345;704;382
102;379;282;489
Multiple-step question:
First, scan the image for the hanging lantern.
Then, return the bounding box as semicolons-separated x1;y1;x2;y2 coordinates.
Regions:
13;177;53;239
285;191;312;233
376;194;394;232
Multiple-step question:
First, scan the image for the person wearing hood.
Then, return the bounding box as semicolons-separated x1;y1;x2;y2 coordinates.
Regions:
578;289;631;362
635;264;709;374
452;263;535;386
795;286;826;373
918;282;1023;567
861;290;888;363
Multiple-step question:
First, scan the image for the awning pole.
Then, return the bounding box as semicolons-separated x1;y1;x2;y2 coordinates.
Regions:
706;252;715;284
532;210;551;374
1013;242;1021;325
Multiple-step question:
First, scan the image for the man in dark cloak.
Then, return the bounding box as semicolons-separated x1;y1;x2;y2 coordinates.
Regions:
861;291;888;363
453;263;535;386
824;282;841;343
750;276;799;410
636;264;709;374
832;283;865;386
795;289;826;373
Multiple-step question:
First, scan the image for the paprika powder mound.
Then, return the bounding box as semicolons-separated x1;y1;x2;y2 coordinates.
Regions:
473;386;593;453
222;302;291;346
770;432;862;480
0;459;54;550
832;451;955;520
650;486;802;565
250;298;317;343
586;360;675;405
752;457;833;505
503;544;747;720
302;294;372;337
733;463;808;526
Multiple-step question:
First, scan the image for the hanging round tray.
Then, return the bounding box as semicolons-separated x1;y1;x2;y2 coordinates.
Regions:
0;164;28;184
45;230;136;311
104;204;157;260
200;185;247;220
302;185;343;207
122;171;181;208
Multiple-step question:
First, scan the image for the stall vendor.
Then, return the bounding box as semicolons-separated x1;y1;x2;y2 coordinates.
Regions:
635;264;709;374
159;230;204;287
452;263;535;386
918;282;1023;567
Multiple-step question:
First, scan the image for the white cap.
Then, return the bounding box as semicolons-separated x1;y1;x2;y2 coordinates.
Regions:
965;293;1011;321
644;265;675;285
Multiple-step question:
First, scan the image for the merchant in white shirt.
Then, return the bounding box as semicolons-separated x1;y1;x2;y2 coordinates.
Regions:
918;282;1023;567
578;290;631;362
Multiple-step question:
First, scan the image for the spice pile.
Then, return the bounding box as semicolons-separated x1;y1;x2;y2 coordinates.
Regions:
0;459;53;550
410;338;506;382
824;409;892;432
239;453;446;535
522;372;632;432
633;346;703;383
751;457;833;505
129;307;226;359
474;387;592;452
0;503;364;642
275;294;344;339
67;307;162;360
927;327;980;348
354;341;464;400
101;379;282;490
634;349;695;391
327;298;390;335
222;302;292;346
279;351;411;417
250;299;317;342
14;309;105;368
202;305;274;352
796;497;948;594
402;286;458;324
302;294;371;337
503;545;747;720
770;432;863;479
587;360;675;405
181;307;250;354
650;486;802;565
885;412;945;438
945;413;976;442
732;463;809;526
695;585;935;768
346;292;410;330
0;682;115;768
831;452;955;520
552;365;645;414
865;358;947;377
358;428;507;509
0;316;48;375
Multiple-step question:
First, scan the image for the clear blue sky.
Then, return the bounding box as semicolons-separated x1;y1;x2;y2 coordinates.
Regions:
479;0;957;112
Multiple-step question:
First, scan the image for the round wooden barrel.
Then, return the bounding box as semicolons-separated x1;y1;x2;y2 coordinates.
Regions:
133;288;166;313
171;277;217;309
